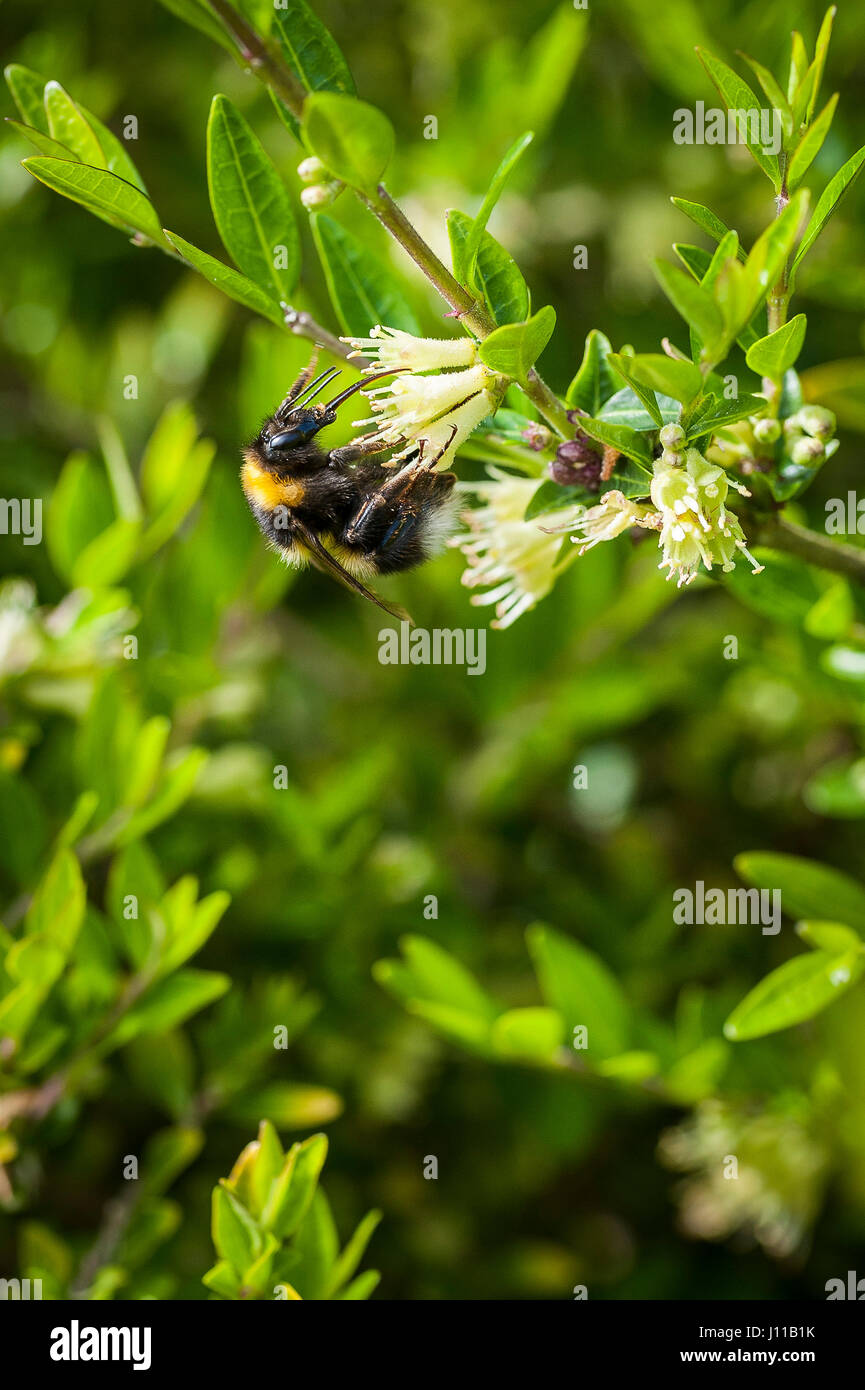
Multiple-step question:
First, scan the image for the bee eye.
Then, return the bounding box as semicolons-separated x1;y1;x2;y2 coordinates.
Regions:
267;429;301;453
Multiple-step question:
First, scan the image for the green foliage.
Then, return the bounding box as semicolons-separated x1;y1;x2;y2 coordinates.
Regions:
204;1126;380;1299
4;0;865;1306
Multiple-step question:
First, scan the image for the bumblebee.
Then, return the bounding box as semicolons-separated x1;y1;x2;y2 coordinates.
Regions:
241;354;460;620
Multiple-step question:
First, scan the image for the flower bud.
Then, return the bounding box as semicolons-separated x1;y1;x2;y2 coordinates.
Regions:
659;423;685;450
300;181;342;210
790;435;825;466
549;455;602;490
297;156;327;183
797;405;836;440
521;423;554;452
752;417;781;445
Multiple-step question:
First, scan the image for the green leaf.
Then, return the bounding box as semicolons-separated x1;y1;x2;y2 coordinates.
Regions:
807;7;837;124
491;1006;565;1061
26;850;85;954
271;0;355;138
162;230;284;325
696;48;780;186
396;936;498;1018
224;1082;342;1129
311;215;419;336
71;518;141;588
4;64;51;133
339;1269;380;1300
302;92;393;194
683;392;765;441
22;157;164;242
796;920;862;952
463;131;533;288
115;746;208;844
326;1209;382;1296
573;416;653;470
206;95;300;299
212;1184;263;1276
670;198;744;258
447;210;528;326
724;948;864;1040
566;330;620;413
712;192;809;350
723;547;819;622
479;306;556;380
735;851;865;933
527;923;629;1059
43;81;104;165
653;259;724;348
140;1124;204;1198
614;353;701;407
790;145;865;284
804;756;865;819
524;480;593;521
739;53;793;142
4;119;76;160
787;93;839;190
746;314;807;381
116;968;230;1039
156;0;238;56
603;356;662;425
261;1133;328;1239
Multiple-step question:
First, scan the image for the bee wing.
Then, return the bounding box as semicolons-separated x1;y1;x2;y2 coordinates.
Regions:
296;523;413;624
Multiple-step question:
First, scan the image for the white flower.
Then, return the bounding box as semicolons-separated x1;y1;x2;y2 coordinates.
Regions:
355;363;506;470
343;324;479;372
454;471;576;629
557;490;658;552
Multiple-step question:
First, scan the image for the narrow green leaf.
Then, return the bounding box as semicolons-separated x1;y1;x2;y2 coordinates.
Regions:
577;415;654;469
43;82;104;165
4;119;75;160
4;63;50;133
207;95;300;298
212;1184;263;1276
724;948;864;1040
807;7;837;123
463;131;533;288
22;157;163;242
271;0;355;138
735;851;865;932
670;198;745;259
162;230;284;325
491;1006;565;1061
311;215;420;336
696;48;780;186
604;356;662;425
653;259;724;348
791;145;865;282
156;0;238;55
738;52;793;141
788;93;839;190
796;920;862;952
527;923;629;1059
614;353;702;406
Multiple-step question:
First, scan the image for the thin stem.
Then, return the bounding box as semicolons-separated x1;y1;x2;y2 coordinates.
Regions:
758;514;865;585
280;303;366;365
206;2;572;436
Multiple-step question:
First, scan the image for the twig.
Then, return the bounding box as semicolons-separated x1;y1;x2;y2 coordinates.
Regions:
206;0;571;436
758;513;865;584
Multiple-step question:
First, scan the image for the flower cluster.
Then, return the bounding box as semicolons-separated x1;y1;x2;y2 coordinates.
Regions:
649;445;763;588
454;472;580;629
343;326;507;471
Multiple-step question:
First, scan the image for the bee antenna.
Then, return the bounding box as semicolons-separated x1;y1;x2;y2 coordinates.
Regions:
324;367;408;412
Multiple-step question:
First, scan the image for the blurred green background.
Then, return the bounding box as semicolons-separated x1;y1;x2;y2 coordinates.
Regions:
2;0;865;1300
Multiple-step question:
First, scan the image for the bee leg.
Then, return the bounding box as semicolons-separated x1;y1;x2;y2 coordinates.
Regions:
328;434;408;468
342;464;457;576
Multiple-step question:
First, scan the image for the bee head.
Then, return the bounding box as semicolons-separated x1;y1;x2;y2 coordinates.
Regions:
257;404;337;473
